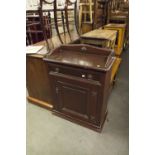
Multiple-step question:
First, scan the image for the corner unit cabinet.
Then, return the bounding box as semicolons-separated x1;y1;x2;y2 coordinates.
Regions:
44;44;115;132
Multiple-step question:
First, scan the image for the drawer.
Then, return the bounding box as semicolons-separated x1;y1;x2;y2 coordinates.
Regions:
47;63;104;83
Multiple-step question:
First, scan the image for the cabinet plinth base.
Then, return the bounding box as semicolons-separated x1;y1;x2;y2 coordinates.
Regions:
52;110;108;132
27;96;53;110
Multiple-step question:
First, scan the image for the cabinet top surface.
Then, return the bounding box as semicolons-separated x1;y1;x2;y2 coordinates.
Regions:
104;23;126;28
26;46;48;58
80;29;117;40
44;44;115;72
110;15;127;20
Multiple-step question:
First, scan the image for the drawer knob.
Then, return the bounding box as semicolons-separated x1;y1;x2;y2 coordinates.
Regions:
81;46;87;51
55;68;59;73
81;74;86;78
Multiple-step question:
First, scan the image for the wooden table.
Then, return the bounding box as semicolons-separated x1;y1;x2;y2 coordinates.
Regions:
104;23;126;56
80;29;117;49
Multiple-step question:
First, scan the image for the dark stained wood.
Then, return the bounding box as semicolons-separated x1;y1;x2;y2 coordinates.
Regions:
72;0;80;36
53;0;64;44
26;54;53;108
26;10;52;45
44;44;115;132
107;0;129;48
93;0;109;29
38;0;79;50
65;0;80;41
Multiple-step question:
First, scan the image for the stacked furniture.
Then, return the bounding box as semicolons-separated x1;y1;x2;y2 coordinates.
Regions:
107;0;129;48
26;11;51;45
104;23;126;56
80;29;117;49
26;0;79;47
79;0;109;34
79;0;94;33
80;28;120;83
103;23;127;84
27;0;79;110
26;0;128;132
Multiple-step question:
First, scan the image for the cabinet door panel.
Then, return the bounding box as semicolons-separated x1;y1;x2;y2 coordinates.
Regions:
56;81;90;120
50;71;102;123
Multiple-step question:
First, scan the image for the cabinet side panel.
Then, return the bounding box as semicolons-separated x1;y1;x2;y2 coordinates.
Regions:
26;56;53;104
100;69;112;124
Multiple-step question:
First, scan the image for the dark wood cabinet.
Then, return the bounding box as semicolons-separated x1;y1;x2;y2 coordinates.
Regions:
44;44;115;132
48;66;102;125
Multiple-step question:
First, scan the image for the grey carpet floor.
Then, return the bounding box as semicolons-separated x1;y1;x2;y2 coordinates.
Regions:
26;50;129;155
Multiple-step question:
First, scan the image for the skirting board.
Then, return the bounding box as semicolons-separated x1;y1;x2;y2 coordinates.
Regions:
27;96;53;110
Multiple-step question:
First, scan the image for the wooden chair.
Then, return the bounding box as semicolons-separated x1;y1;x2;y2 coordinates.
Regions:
79;0;109;34
26;11;44;45
38;0;79;50
65;0;80;42
26;9;53;46
79;0;94;34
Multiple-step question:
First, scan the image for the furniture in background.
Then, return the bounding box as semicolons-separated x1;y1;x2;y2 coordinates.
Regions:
44;44;115;132
107;0;129;48
27;1;80;109
26;0;128;117
79;0;109;34
104;23;126;56
104;23;126;83
80;29;117;49
80;28;121;83
93;0;109;29
26;0;79;47
26;11;52;45
79;0;94;34
37;0;79;51
26;14;44;45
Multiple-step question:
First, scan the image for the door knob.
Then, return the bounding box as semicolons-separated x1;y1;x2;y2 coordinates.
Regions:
81;74;86;78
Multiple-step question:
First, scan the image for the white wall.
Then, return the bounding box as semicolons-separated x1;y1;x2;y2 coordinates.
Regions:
26;0;40;10
26;0;77;10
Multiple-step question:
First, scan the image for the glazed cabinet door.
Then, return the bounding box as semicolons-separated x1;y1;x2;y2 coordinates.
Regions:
49;71;102;124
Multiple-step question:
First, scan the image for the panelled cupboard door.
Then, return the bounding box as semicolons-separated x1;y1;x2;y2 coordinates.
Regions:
49;71;102;125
